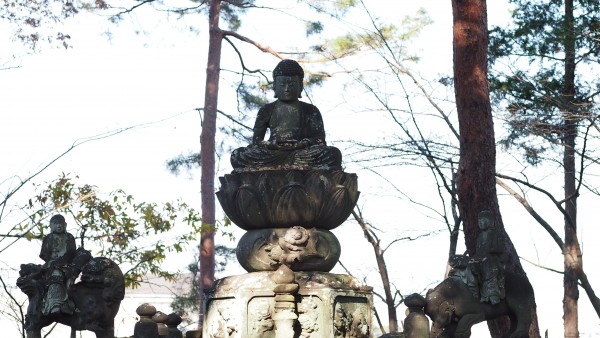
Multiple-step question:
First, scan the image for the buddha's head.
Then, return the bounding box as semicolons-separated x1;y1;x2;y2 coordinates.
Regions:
49;214;67;234
478;210;494;231
273;59;304;101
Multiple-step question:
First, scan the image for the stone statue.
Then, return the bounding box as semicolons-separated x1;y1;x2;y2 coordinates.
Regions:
424;270;533;338
208;60;371;338
230;59;342;171
17;214;125;338
39;214;76;316
403;293;429;338
474;210;506;305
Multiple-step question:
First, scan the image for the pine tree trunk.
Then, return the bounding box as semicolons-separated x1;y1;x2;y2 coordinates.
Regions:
452;0;497;256
451;0;540;336
198;0;221;329
562;0;579;336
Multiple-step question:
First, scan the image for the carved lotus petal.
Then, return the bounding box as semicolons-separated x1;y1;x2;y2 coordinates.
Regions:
234;186;265;228
257;173;276;210
317;185;357;230
273;183;315;226
304;171;331;208
217;170;359;230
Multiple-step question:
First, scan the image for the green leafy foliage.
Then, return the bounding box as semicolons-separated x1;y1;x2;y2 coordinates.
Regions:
20;173;205;287
303;0;357;16
166;152;202;176
313;9;431;60
489;0;600;164
221;1;253;31
237;82;269;111
306;21;324;37
1;0;104;49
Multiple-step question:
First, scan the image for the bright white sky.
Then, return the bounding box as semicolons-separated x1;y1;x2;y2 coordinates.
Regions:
1;0;599;337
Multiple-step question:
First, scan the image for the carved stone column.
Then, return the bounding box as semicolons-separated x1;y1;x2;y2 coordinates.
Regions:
271;265;299;338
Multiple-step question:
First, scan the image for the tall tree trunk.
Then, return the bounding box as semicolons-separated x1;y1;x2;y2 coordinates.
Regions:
451;0;539;336
562;0;579;336
198;0;222;329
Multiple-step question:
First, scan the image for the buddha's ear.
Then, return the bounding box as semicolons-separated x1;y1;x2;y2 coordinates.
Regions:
298;77;304;98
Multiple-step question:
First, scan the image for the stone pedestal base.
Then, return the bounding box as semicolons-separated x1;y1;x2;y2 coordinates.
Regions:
203;272;373;338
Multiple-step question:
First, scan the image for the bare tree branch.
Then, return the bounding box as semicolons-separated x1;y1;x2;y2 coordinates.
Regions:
0;274;25;337
496;178;564;248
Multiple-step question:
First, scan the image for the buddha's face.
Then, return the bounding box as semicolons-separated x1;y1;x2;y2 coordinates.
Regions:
50;220;66;234
274;76;302;102
478;216;492;230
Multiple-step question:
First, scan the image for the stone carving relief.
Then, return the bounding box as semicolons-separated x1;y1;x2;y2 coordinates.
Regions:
236;227;341;272
349;309;369;338
298;296;320;338
333;300;370;338
206;304;238;338
249;298;274;336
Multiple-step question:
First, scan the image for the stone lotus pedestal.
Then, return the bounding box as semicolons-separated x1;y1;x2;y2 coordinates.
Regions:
204;169;373;338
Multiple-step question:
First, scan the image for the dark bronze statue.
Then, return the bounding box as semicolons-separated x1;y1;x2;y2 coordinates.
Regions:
231;59;342;171
17;215;125;338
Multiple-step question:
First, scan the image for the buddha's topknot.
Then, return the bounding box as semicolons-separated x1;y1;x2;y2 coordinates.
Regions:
50;214;66;224
273;59;304;79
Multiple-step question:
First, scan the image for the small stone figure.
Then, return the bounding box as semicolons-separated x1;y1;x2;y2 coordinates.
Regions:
231;59;342;171
39;214;76;316
134;303;159;338
152;311;169;336
403;293;429;338
474;210;506;305
165;313;183;338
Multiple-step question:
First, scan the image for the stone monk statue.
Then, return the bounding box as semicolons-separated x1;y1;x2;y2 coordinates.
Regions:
231;59;342;171
40;214;76;316
475;210;506;305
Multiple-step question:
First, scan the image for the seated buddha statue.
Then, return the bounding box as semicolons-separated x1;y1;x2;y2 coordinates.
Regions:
231;59;342;172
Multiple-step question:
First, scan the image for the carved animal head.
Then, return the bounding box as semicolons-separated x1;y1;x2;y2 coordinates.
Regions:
16;264;43;296
425;289;455;338
79;257;125;304
80;257;113;284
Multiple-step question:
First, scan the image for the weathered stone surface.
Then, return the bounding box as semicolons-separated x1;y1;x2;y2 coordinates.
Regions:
208;60;371;338
184;330;201;338
424;270;534;338
16;214;126;338
203;272;373;338
403;294;429;338
152;311;168;336
236;227;341;272
134;303;159;338
217;170;359;230
17;256;125;338
165;313;183;338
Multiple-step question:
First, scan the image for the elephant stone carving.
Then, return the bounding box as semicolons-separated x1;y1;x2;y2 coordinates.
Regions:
424;270;533;338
